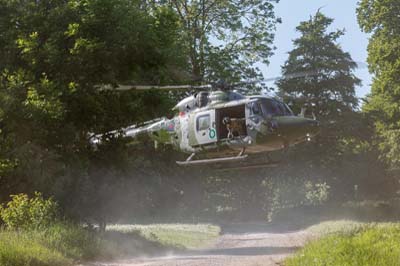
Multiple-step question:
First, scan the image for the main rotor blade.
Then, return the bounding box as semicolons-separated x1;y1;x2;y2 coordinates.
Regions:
263;71;319;83
98;84;212;91
226;71;319;87
241;61;368;86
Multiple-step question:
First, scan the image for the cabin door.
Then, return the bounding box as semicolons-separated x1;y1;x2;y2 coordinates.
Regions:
192;110;217;146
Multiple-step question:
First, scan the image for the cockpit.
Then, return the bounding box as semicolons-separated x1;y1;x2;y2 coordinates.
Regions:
250;98;294;117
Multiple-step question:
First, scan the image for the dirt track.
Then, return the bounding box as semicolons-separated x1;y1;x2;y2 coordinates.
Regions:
89;224;312;266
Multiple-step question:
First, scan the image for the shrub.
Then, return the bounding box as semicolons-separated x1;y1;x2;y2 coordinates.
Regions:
0;192;58;230
263;179;331;221
0;193;114;265
305;181;330;206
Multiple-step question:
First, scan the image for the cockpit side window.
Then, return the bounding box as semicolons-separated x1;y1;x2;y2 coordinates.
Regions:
276;102;287;114
196;92;209;107
261;99;293;116
262;99;280;116
284;103;294;115
251;102;262;115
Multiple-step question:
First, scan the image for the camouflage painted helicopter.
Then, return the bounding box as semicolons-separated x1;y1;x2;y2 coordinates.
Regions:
90;80;320;167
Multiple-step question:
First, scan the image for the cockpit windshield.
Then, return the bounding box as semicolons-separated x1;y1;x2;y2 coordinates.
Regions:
259;99;293;116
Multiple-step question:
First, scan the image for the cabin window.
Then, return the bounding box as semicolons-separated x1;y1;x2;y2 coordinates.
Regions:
197;114;210;131
251;102;262;115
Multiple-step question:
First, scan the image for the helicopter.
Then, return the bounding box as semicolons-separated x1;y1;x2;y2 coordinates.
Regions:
90;79;320;167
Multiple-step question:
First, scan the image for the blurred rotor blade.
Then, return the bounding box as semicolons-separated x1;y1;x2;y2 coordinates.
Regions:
226;71;320;86
260;70;319;83
262;61;368;83
98;84;212;91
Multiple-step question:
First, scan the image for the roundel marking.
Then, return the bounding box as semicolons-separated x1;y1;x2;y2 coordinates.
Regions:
209;128;216;139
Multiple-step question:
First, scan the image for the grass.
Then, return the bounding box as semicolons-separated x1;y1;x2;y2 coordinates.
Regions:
307;220;368;236
0;223;111;266
286;221;400;266
0;223;220;266
107;223;221;249
0;230;71;266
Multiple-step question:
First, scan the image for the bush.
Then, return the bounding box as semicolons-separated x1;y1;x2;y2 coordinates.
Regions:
0;192;58;230
263;178;331;222
305;181;330;206
0;193;117;265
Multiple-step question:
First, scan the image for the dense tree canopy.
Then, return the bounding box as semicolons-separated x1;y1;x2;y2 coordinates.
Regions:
357;0;400;168
278;12;360;111
0;0;284;223
0;0;395;226
277;12;362;164
0;0;182;212
146;0;280;83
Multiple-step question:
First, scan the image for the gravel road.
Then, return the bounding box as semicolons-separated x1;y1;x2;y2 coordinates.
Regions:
87;224;312;266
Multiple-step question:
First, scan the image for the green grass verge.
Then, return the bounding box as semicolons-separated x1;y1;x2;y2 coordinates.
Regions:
0;223;220;266
107;224;221;249
306;220;368;236
0;223;110;266
0;230;70;266
286;221;400;266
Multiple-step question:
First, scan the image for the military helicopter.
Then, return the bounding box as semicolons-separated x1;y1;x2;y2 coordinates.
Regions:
90;78;320;167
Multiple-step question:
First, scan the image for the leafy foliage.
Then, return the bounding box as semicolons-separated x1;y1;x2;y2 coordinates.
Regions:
305;181;330;206
146;0;280;83
357;0;400;168
277;11;360;116
277;12;362;165
0;192;58;230
0;0;393;231
0;0;183;222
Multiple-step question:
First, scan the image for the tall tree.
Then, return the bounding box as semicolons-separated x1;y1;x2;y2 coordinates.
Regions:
0;0;182;213
277;12;361;163
147;0;280;83
357;0;400;168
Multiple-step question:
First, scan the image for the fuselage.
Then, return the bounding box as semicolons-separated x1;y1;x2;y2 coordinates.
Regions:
163;91;320;155
90;90;320;156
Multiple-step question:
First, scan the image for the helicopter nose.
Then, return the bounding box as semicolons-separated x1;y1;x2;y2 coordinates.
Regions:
273;116;320;141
